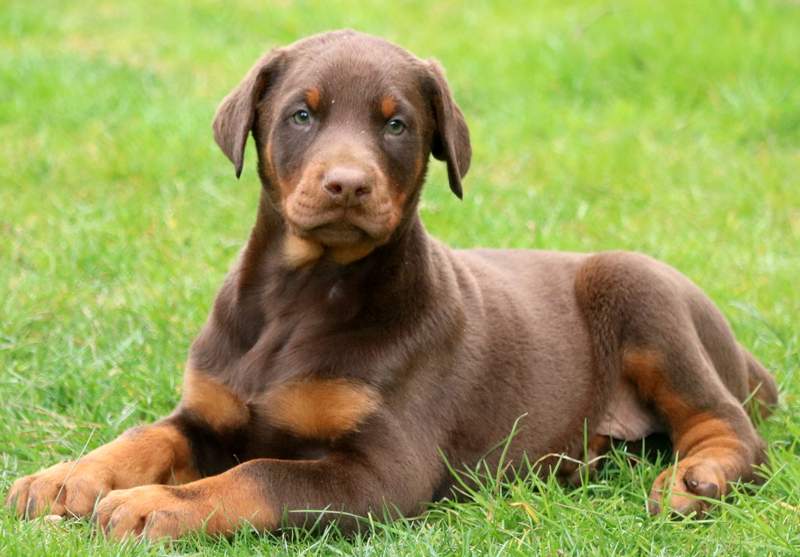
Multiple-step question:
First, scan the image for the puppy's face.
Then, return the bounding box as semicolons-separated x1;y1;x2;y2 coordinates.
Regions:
264;40;430;249
213;31;471;261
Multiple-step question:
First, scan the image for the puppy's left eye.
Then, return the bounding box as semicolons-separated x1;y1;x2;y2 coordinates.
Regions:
385;119;406;136
292;109;312;126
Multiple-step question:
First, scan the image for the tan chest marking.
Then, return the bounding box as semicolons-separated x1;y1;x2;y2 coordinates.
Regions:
180;366;250;432
261;378;380;439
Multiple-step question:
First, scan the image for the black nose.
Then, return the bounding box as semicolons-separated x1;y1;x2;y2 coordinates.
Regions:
322;167;373;205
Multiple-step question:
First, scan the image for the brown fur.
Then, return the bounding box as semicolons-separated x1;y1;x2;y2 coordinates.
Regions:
6;30;778;539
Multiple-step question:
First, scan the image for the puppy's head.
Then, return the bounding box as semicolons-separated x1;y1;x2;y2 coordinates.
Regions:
213;30;470;264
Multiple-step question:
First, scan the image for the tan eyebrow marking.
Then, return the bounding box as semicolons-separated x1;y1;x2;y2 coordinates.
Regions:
380;96;397;119
305;87;321;111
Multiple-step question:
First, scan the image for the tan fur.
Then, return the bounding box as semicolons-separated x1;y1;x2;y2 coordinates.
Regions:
261;378;380;439
623;348;695;423
104;425;200;486
305;87;321;111
380;95;397;118
330;243;376;264
282;233;324;268
96;471;274;540
622;349;665;402
181;367;249;431
674;414;742;454
623;347;755;514
5;423;198;518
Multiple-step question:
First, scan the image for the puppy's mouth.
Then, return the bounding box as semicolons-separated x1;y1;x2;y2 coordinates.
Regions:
286;207;392;248
307;220;368;247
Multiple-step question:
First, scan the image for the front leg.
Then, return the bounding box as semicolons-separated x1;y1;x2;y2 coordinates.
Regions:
5;421;199;519
96;421;439;540
5;367;247;519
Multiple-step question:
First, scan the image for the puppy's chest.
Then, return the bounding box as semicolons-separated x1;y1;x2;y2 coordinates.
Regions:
247;378;381;441
262;267;367;325
224;272;384;442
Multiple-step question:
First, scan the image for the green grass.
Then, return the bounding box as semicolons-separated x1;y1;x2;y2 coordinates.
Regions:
2;0;799;554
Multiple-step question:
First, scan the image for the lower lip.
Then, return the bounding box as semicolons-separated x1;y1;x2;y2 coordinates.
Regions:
311;223;366;246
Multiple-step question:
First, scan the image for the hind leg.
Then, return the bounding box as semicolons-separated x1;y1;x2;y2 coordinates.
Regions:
575;252;773;517
623;347;767;516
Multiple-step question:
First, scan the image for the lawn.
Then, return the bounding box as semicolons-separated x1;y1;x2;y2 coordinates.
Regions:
1;0;799;554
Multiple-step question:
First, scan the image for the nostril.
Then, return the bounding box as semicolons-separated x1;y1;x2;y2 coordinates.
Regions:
322;167;373;201
325;183;343;196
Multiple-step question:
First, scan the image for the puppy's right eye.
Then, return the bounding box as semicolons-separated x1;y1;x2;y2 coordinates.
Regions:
292;109;312;126
385;118;406;136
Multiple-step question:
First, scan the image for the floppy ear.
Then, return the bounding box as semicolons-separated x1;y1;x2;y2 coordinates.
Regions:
425;59;471;199
213;49;286;178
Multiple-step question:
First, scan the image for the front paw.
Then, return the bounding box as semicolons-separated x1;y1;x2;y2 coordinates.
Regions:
95;485;212;541
5;460;114;518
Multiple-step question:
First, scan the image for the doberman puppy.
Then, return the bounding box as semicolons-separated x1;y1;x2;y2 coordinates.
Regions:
6;30;778;540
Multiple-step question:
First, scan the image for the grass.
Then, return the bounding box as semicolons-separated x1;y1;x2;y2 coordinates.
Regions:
1;0;799;554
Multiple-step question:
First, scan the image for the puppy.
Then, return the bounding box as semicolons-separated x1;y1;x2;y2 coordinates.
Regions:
6;30;777;540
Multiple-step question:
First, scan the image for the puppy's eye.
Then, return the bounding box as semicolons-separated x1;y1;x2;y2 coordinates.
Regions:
385;118;406;136
292;109;312;126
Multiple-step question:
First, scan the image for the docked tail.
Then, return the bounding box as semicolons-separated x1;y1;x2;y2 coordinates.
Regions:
742;346;779;419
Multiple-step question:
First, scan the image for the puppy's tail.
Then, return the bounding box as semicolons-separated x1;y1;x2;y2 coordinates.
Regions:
742;346;779;419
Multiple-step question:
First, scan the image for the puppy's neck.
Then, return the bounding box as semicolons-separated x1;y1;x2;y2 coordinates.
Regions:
238;189;434;312
190;189;459;386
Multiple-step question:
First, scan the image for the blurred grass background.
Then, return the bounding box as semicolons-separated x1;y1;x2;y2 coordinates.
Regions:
1;0;799;554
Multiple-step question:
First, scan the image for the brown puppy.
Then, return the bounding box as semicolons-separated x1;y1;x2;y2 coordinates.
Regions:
6;30;778;540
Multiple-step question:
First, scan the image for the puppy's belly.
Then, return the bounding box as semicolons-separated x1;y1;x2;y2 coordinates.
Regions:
596;378;665;440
